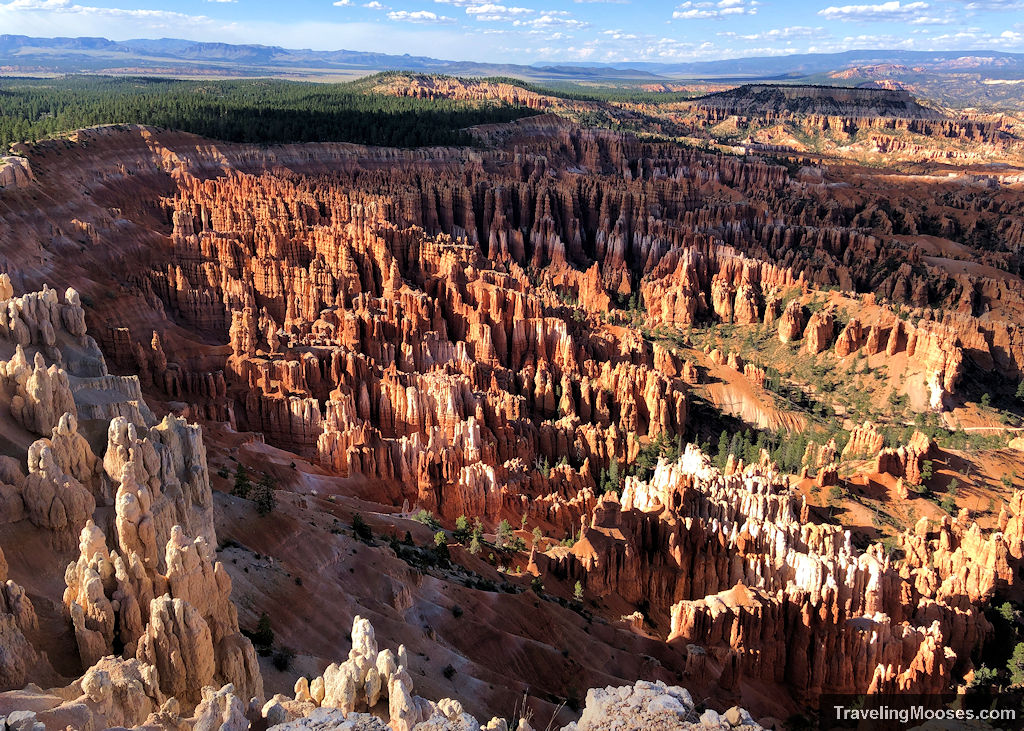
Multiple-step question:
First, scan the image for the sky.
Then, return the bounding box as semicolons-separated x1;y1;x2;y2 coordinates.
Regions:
1;0;1022;64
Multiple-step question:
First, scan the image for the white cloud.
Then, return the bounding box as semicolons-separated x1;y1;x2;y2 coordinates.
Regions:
526;13;589;28
818;1;931;22
332;0;353;6
962;0;1024;9
720;25;822;40
386;9;454;22
672;0;756;19
465;3;534;21
363;1;386;7
0;0;212;22
465;2;533;13
907;15;955;23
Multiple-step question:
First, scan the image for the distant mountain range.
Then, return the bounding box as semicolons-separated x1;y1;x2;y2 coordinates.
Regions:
4;35;1024;84
563;50;1024;78
0;35;661;80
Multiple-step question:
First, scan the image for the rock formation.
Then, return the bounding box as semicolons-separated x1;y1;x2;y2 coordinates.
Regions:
0;102;1021;729
842;422;886;460
777;301;805;343
532;445;997;704
564;680;759;730
0;282;261;728
803;309;835;354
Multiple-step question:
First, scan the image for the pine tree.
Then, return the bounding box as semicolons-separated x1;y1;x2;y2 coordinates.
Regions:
253;474;276;516
496;519;514;548
233;463;251;499
608;460;620;491
728;432;741;463
716;430;729;468
433;531;450;561
1009;642;1024;686
453;515;470;543
532;526;544;548
253;612;274;650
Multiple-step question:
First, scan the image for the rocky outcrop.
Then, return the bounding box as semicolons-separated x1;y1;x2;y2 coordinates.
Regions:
164;527;262;702
907;320;963;409
0;347;76;436
23;437;95;539
64;519;260;705
105;415;216;556
563;680;760;730
136;595;216;708
0;157;33;189
777;301;805;343
841;422;885;461
289;616;505;731
876;431;935;485
834;318;863;357
268;707;388;730
0;656;164;731
0;547;40;690
0;279;262;723
803;309;835;354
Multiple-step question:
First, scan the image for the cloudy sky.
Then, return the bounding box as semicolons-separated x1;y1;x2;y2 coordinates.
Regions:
1;0;1022;64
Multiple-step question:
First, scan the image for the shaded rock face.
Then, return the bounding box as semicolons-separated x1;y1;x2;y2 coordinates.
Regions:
876;430;936;485
0;545;41;691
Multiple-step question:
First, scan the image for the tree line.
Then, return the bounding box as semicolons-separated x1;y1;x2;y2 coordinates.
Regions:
0;75;540;150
